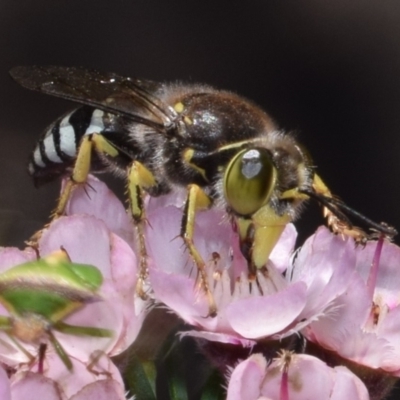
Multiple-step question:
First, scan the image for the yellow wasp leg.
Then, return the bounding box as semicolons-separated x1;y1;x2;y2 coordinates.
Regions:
54;134;119;218
181;184;216;317
127;161;157;299
312;173;366;241
28;134;119;247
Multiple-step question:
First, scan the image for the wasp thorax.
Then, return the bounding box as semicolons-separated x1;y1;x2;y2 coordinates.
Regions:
224;148;277;216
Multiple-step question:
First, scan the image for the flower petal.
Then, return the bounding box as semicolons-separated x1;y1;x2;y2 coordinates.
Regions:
11;372;61;400
70;379;126;400
226;282;307;338
330;366;369;400
226;354;266;400
0;366;11;400
65;175;134;245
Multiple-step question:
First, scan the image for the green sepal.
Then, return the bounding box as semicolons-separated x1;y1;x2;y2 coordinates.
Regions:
157;333;225;400
122;353;157;400
199;368;226;400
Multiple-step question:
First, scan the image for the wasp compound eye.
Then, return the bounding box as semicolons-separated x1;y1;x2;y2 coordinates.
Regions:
224;148;277;216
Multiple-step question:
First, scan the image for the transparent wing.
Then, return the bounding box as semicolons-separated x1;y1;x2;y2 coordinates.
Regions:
10;65;177;131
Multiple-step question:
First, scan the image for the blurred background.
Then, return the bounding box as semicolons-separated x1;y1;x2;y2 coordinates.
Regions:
1;0;400;397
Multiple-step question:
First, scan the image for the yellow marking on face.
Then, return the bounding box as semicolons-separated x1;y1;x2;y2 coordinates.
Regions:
251;205;291;268
253;204;291;226
252;224;287;268
237;218;252;241
174;102;185;113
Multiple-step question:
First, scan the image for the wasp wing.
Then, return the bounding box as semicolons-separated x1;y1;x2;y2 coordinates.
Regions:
10;66;176;131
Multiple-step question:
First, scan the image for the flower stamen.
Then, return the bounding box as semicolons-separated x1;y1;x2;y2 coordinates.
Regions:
275;350;293;400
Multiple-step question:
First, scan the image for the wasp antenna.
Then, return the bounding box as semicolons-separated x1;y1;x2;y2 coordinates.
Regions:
322;195;397;237
299;189;353;227
300;188;398;238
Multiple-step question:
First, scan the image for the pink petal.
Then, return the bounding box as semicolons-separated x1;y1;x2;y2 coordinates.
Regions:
69;379;126;400
0;247;36;271
330;367;369;400
39;215;112;274
291;227;357;320
57;299;123;362
149;264;212;327
304;276;371;349
180;330;255;347
65;175;134;245
330;327;395;370
226;354;267;400
109;233;137;294
268;224;297;273
226;282;307;338
376;306;400;371
146;206;192;275
355;240;400;308
11;372;61;400
227;354;369;400
147;205;234;276
39;214;143;358
0;366;11;400
38;351;124;399
261;355;334;399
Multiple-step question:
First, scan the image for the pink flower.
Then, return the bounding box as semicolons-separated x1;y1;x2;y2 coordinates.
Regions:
64;176;135;247
60;175;149;354
0;365;11;400
0;217;143;368
0;177;149;372
144;193;351;345
10;352;126;400
299;227;400;375
226;352;369;400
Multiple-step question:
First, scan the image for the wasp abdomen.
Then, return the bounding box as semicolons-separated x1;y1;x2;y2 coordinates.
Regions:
28;106;114;185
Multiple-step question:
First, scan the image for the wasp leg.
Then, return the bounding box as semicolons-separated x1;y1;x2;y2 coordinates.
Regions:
127;161;157;299
54;134;119;218
28;134;119;247
181;184;216;317
312;174;367;242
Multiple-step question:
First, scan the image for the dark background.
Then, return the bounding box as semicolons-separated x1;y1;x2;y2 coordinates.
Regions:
0;0;399;396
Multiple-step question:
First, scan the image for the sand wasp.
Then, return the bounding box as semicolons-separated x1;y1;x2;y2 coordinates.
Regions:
10;66;396;316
